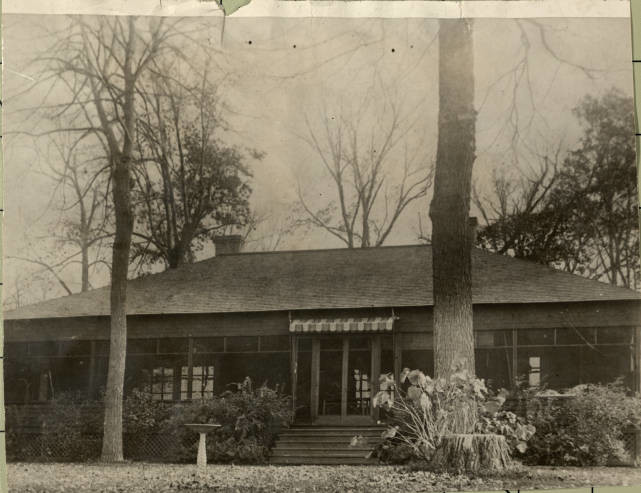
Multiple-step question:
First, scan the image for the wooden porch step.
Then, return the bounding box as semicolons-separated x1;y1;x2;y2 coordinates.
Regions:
270;456;378;465
274;442;375;450
276;437;380;445
283;427;384;434
288;426;384;431
270;425;384;465
279;430;383;438
272;448;372;458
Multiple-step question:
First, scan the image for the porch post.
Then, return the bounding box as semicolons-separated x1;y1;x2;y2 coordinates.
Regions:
310;338;320;422
172;363;181;401
393;333;402;384
511;328;518;391
635;326;641;393
187;337;194;400
290;335;298;421
635;327;641;463
88;340;97;399
371;335;381;421
341;338;349;422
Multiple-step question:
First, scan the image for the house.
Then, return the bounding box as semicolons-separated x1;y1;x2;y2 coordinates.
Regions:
4;237;641;428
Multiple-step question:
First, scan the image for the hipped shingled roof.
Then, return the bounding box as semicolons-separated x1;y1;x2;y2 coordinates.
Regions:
5;245;640;321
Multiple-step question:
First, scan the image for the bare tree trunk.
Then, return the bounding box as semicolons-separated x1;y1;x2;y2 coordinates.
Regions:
430;19;476;380
101;17;137;462
81;244;90;292
101;154;133;461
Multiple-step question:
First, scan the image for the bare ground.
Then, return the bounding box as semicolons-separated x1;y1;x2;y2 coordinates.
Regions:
7;463;641;492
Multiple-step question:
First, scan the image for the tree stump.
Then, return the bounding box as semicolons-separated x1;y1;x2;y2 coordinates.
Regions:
432;434;511;474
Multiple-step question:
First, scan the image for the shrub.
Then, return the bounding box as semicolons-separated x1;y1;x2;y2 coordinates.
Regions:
371;367;535;468
123;388;172;435
6;392;103;461
475;410;536;458
161;378;293;464
6;378;292;464
522;381;641;466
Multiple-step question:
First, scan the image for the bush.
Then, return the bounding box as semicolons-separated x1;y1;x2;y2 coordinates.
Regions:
475;411;535;458
371;367;535;468
161;378;293;464
6;378;292;464
123;388;173;435
522;381;641;466
6;392;103;462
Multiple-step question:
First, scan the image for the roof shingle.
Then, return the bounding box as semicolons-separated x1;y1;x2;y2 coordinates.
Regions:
5;245;639;320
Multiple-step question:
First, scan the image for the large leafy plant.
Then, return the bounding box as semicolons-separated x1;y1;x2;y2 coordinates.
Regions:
369;368;535;463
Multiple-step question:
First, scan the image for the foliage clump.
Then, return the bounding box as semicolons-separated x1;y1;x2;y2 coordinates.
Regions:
161;377;292;464
6;391;103;462
368;368;535;471
522;381;641;466
6;378;292;464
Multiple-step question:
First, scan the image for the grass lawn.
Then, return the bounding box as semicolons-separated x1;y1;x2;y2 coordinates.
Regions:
7;463;641;492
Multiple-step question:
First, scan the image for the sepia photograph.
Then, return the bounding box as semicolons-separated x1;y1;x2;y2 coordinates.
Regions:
2;5;641;492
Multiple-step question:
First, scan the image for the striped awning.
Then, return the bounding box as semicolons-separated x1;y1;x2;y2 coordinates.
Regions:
289;317;395;333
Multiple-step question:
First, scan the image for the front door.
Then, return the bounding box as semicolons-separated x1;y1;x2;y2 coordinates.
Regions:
294;335;382;425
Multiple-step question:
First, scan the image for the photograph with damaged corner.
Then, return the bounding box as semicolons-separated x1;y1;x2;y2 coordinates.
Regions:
3;11;641;491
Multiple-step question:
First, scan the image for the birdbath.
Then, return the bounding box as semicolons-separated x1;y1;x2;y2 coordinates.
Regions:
185;423;221;468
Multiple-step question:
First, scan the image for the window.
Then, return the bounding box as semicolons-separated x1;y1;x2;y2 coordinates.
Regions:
381;335;394;352
597;327;632;345
402;333;433;349
129;339;157;354
517;329;554;346
401;350;434;377
96;340;110;355
226;336;259;352
260;336;290;352
183;365;214;400
59;340;91;356
29;341;58;357
556;328;596;345
475;348;512;390
528;356;541;387
194;337;225;353
158;338;188;354
475;330;512;347
298;337;312;352
354;370;370;397
349;337;370;350
151;367;174;401
5;343;28;359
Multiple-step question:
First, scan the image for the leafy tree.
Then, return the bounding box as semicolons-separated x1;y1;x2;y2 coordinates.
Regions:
476;89;639;288
132;70;256;270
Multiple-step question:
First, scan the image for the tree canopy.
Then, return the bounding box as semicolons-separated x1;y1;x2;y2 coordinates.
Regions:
132;69;256;270
476;89;638;288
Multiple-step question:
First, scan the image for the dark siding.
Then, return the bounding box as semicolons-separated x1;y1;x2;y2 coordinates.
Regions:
5;312;290;342
5;300;640;342
395;301;641;334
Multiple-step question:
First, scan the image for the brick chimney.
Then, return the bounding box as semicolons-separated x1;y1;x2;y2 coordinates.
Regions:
214;235;244;255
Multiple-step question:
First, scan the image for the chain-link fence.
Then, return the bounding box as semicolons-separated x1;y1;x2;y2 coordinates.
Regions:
7;431;198;463
6;401;639;465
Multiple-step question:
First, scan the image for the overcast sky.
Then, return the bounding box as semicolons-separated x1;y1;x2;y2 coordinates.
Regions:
2;15;633;304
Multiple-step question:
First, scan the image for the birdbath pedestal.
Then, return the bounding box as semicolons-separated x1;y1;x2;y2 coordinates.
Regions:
185;423;221;468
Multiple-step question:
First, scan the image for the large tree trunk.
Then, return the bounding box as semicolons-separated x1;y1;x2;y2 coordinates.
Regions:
101;154;134;462
430;19;476;380
101;18;137;462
